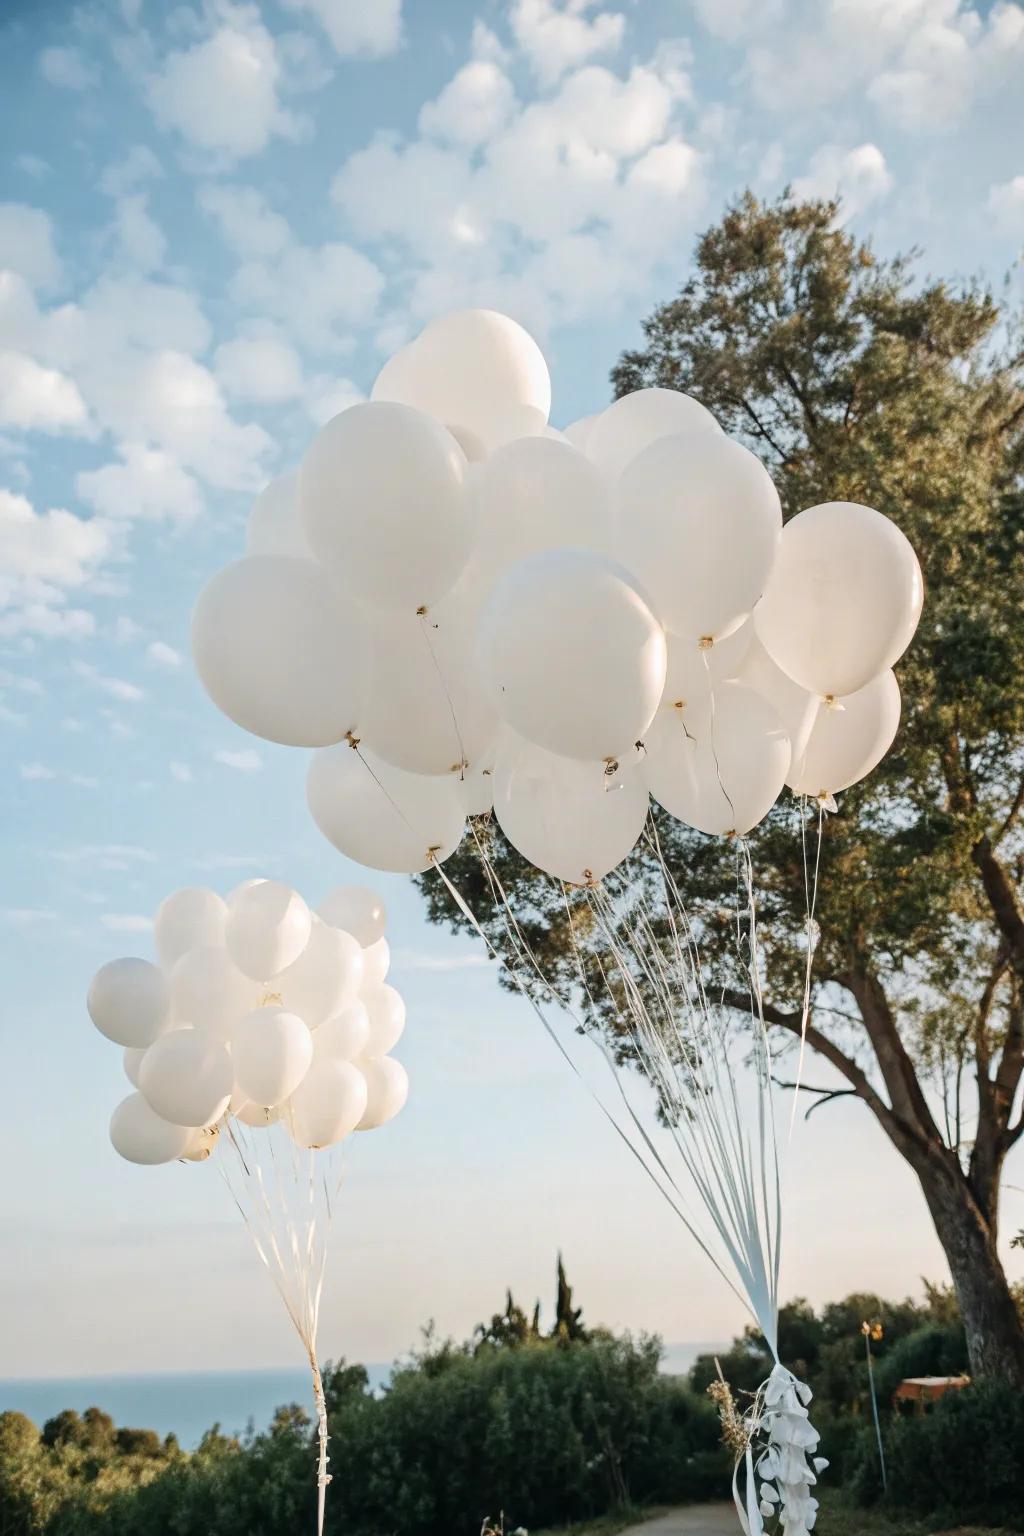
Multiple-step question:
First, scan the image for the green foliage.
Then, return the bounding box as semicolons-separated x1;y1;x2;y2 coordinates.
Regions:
849;1381;1024;1528
0;1270;726;1536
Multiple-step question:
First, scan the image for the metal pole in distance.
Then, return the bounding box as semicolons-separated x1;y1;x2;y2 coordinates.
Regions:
862;1321;888;1492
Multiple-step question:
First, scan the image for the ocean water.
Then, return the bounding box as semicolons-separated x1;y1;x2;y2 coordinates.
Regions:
0;1365;390;1450
0;1344;719;1451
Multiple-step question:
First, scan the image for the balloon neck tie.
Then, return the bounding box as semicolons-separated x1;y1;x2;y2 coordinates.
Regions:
822;694;845;712
815;791;838;814
344;730;361;750
698;635;714;650
603;757;619;778
415;604;428;616
260;989;283;1007
449;759;469;778
427;844;442;860
671;698;686;711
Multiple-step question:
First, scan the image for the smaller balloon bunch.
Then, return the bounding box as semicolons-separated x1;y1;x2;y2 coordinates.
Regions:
191;307;924;890
87;881;408;1165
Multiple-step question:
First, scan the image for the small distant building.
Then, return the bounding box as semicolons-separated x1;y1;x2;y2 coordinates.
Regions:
893;1375;970;1412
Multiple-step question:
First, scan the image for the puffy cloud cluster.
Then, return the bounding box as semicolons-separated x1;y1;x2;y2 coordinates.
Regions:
148;3;307;161
0;487;112;640
695;0;1024;132
331;39;702;334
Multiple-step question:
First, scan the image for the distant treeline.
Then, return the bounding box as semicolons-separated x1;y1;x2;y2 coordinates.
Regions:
1;1265;1022;1534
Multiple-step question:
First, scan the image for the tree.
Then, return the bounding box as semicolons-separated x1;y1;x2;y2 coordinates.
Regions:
420;192;1024;1385
552;1253;588;1345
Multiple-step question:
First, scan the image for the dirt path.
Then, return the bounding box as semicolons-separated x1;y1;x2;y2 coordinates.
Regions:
619;1507;738;1536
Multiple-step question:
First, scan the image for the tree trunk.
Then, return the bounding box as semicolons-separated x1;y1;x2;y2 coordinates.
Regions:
915;1155;1024;1386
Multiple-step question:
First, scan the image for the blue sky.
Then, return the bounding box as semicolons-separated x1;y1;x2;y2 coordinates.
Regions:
2;0;1024;1380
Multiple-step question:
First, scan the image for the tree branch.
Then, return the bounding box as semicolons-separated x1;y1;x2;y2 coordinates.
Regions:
973;834;1024;982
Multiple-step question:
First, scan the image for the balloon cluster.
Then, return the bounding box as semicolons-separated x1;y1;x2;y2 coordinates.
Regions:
192;308;923;887
87;881;408;1165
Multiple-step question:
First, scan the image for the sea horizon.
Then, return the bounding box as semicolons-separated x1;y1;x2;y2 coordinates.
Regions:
0;1343;723;1450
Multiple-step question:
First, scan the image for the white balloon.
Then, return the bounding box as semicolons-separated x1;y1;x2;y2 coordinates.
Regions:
472;437;612;578
192;555;368;748
183;1123;220;1162
110;1093;192;1165
88;958;170;1049
317;886;386;949
360;936;390;989
478;549;667;761
586;387;721;483
299;402;472;612
154;887;228;971
288;1059;368;1149
356;1056;409;1131
562;414;597;452
123;1045;147;1088
314;1001;371;1064
362;983;406;1054
139;1028;233;1128
662;618;753;708
225;880;312;981
307;744;465;874
493;735;649;884
277;920;364;1029
616;432;781;642
753;501;924;698
372;309;551;452
231;1006;313;1108
246;471;310;560
788;671;901;798
736;637;819;765
235;1101;282;1128
170;946;260;1042
359;592;498;776
644;682;791;836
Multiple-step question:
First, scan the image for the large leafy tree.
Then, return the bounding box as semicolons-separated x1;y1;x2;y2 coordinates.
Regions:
420;193;1024;1385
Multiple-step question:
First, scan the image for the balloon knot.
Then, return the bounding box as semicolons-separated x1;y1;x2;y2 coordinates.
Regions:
427;844;442;859
260;989;283;1007
344;730;361;750
823;694;845;711
698;635;714;650
415;604;428;617
672;698;686;710
603;757;619;778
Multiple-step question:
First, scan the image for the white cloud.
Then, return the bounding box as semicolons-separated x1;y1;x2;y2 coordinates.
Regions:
282;0;403;58
20;762;56;780
214;332;304;402
70;659;145;703
109;195;166;273
114;616;141;643
149;5;305;160
231;240;385;352
0;488;112;637
509;0;625;84
987;175;1024;232
17;155;52;181
732;0;1024;128
0;203;62;290
792;142;894;220
101;913;154;932
214;746;262;771
39;46;97;91
418;61;517;147
146;640;181;668
332;49;700;334
51;843;156;869
2;908;58;924
77;444;202;523
170;760;193;782
99;146;164;199
197;183;291;257
0;350;89;432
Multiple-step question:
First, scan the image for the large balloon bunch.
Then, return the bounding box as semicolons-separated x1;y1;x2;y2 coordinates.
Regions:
88;879;408;1164
193;308;923;887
